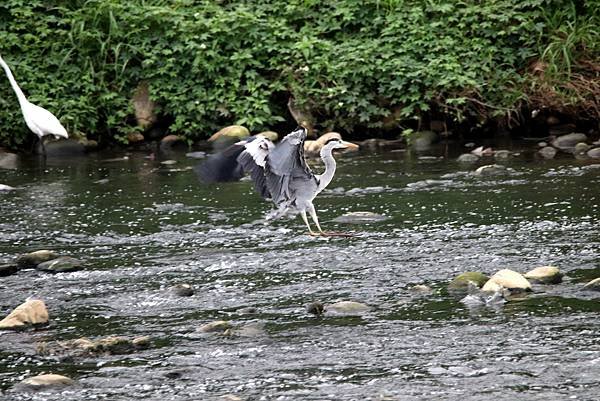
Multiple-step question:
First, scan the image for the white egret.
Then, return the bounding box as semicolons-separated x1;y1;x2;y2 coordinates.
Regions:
0;54;68;153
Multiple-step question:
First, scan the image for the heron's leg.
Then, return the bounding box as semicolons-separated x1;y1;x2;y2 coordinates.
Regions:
300;210;318;236
307;203;324;233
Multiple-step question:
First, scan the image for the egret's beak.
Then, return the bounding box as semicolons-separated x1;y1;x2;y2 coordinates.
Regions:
340;141;359;151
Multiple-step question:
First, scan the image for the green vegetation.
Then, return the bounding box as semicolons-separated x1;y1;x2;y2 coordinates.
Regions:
0;0;597;148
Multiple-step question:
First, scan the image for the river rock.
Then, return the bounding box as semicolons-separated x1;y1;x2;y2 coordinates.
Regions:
457;153;479;163
473;164;508;176
324;301;370;316
127;132;145;143
574;142;590;155
551;133;587;151
198;320;232;333
411;131;438;150
494;150;512;160
44;139;86;157
170;283;194;297
538;146;557;159
332;211;389;224
160;134;186;152
0;299;49;329
230;322;266;338
36;256;82;273
524;266;563;284
208;125;250;142
19;374;74;388
258;131;279;142
481;269;532;292
448;272;489;291
0;151;18;169
38;336;150;357
587;148;600;159
16;250;59;268
582;278;600;291
0;263;18;276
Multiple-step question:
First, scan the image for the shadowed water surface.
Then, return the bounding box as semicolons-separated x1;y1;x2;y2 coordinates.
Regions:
0;147;599;400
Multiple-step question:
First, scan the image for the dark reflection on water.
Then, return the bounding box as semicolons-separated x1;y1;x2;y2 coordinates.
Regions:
0;146;599;400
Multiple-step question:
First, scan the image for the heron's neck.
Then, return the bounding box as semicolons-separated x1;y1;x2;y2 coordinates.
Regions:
0;57;28;107
316;147;336;194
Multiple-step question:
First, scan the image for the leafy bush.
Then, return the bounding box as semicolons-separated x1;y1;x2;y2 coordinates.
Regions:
0;0;597;148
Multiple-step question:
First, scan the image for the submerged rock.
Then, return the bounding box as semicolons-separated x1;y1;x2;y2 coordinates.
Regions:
551;133;587;151
170;283;194;297
481;269;532;292
411;131;438;150
460;282;507;308
494;150;512;160
0;299;49;330
524;266;563;284
18;374;74;389
36;256;82;273
457;153;479;163
332;211;389;224
44;139;86;157
197;320;232;333
539;146;557;159
448;272;489;291
587;147;600;159
582;278;600;291
473;164;508;176
0;151;18;169
0;263;18;276
39;336;151;356
16;250;59;268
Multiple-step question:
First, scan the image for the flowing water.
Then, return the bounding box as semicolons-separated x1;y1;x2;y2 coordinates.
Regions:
0;144;599;400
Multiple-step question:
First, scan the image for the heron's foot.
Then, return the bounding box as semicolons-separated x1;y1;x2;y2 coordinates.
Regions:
307;231;322;237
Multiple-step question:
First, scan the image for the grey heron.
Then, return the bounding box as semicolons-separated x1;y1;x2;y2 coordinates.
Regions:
0;54;68;154
197;126;359;235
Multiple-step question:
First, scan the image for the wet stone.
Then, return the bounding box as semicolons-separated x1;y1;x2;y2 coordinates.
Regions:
39;336;152;356
324;301;370;316
587;147;600;159
448;271;489;292
457;153;479;163
170;283;194;297
494;150;511;160
198;320;232;333
0;263;18;276
333;211;389;224
16;250;59;268
482;269;532;292
582;278;600;291
473;164;508;176
551;133;588;151
539;146;557;159
0;151;18;169
306;302;325;315
17;374;74;389
0;299;49;330
524;266;563;284
36;256;82;273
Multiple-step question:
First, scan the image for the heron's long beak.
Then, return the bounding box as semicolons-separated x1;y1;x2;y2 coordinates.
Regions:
340;140;359;151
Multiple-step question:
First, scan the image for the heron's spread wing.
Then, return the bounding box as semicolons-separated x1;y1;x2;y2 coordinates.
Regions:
195;135;275;200
265;127;314;206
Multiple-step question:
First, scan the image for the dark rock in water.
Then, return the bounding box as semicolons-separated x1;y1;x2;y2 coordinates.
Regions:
539;146;557;159
43;139;86;157
36;256;82;273
160;134;187;152
333;211;389;224
448;272;489;292
0;151;18;169
587;147;600;159
411;131;438;150
551;133;587;151
457;153;479;163
494;150;511;160
171;283;194;297
306;302;325;315
0;263;18;276
16;250;59;268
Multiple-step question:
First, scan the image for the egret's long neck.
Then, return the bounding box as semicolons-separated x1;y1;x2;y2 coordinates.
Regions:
316;146;336;194
0;56;28;107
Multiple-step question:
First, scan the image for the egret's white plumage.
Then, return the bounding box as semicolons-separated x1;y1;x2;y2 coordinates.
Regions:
0;54;68;147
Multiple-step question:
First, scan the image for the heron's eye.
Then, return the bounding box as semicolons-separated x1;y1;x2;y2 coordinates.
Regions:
325;138;340;145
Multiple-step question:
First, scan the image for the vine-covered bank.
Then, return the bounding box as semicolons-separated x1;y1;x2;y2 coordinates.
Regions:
0;0;597;149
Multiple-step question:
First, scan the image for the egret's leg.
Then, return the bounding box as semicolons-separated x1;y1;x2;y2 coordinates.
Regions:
300;210;318;236
308;204;324;233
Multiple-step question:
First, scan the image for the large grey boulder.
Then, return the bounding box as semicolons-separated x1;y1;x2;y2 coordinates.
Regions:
0;299;49;330
36;256;82;273
551;133;587;152
16;250;58;268
481;269;532;292
524;266;563;284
